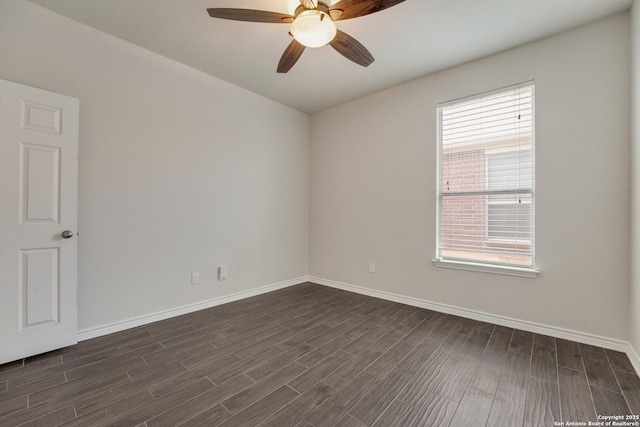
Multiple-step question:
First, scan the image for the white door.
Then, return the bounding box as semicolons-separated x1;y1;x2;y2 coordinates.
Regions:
0;79;79;364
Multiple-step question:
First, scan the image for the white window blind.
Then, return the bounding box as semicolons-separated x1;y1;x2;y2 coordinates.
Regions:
436;83;535;269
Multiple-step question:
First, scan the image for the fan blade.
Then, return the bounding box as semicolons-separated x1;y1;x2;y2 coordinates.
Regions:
277;39;306;73
329;0;405;21
329;30;374;67
207;8;294;23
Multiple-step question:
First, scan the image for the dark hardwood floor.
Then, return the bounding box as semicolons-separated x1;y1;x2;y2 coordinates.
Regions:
0;282;638;426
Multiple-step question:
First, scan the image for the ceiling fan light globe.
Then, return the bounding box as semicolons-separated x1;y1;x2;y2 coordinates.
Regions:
290;10;337;48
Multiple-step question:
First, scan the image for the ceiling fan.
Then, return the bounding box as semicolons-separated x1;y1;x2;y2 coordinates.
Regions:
207;0;406;73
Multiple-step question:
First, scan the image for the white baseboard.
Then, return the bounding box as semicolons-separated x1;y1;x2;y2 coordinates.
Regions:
77;276;308;341
627;344;640;376
78;274;640;377
310;276;640;373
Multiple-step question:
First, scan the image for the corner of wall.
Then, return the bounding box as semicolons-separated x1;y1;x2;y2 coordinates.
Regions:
631;0;640;360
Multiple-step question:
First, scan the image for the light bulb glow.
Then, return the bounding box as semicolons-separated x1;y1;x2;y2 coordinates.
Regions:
290;10;337;48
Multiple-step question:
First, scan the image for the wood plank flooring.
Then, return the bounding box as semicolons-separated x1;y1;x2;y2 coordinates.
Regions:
0;282;637;426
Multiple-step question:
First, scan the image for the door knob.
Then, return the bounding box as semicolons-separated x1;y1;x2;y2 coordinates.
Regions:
61;230;74;239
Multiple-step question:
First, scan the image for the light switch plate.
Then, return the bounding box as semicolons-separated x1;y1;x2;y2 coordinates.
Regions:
218;264;228;280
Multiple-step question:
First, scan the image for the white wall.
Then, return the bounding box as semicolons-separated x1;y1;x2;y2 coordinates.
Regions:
631;1;640;356
310;13;631;340
0;0;310;331
0;0;633;345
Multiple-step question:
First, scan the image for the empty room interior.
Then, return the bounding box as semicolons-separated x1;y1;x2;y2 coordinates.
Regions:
2;0;640;425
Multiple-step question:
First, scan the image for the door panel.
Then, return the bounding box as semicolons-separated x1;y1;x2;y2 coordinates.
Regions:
0;79;78;364
20;248;59;328
21;143;60;223
21;100;62;134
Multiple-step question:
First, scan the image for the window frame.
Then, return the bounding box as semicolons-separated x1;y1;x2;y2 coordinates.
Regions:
433;82;540;278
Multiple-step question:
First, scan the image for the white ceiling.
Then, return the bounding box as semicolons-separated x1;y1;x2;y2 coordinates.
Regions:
28;0;632;114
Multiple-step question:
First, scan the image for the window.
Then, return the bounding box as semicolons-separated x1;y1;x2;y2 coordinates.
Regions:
435;83;538;276
487;150;532;241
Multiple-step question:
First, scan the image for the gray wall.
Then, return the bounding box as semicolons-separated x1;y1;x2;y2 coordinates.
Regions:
631;1;640;357
0;0;310;331
1;0;634;347
310;13;631;340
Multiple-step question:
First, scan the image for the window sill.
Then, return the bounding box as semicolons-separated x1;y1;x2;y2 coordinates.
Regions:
432;258;540;278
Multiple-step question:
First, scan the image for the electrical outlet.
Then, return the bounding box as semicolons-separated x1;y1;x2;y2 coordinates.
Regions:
191;272;200;285
238;264;246;275
369;263;375;273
